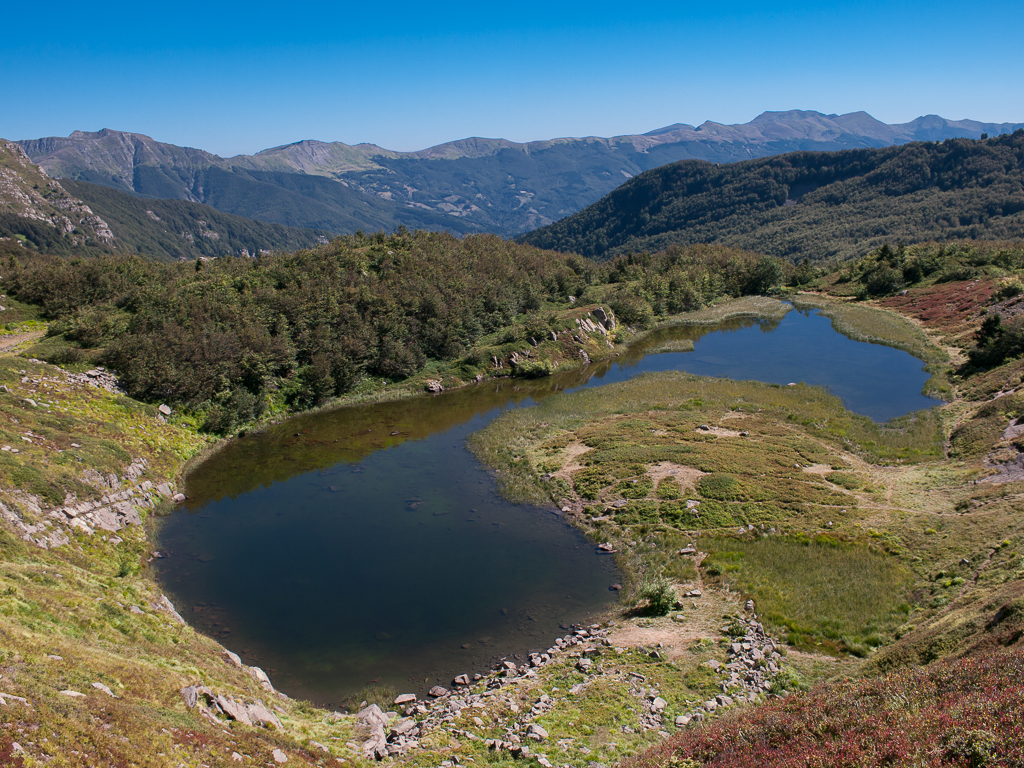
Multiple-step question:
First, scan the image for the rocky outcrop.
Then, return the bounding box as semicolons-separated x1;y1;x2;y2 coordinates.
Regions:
0;141;114;245
181;684;283;730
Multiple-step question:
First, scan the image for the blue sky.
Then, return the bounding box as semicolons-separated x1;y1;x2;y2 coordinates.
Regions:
5;0;1022;157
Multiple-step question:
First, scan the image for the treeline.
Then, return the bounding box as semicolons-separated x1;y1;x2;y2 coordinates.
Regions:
521;132;1024;261
4;231;594;430
2;232;789;432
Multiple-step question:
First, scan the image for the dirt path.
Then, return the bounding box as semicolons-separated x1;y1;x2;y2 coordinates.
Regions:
0;330;44;356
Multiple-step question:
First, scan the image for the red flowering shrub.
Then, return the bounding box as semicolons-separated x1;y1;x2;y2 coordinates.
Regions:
630;648;1024;767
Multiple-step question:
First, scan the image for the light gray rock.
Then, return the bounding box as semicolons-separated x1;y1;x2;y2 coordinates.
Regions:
526;724;549;741
272;747;288;763
394;693;417;705
223;650;243;668
216;695;253;726
249;666;275;693
246;701;282;729
181;685;199;709
91;682;116;698
651;696;667;712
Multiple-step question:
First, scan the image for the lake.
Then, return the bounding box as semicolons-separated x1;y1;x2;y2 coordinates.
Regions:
154;306;940;706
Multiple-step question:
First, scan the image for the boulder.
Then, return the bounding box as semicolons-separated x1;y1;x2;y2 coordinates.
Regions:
91;682;116;698
223;650;243;669
249;666;275;693
428;685;449;697
394;693;417;705
526;724;549;741
181;685;200;709
651;696;667;712
246;701;282;729
215;695;253;726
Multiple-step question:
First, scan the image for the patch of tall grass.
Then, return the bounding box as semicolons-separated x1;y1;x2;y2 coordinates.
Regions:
702;536;913;653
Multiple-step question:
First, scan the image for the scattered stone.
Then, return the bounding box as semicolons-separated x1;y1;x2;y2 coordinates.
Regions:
91;682;116;697
394;693;417;705
651;696;667;712
429;685;449;697
272;747;288;763
60;690;86;698
223;650;243;668
231;752;243;762
453;674;470;686
158;404;172;416
527;724;549;741
172;492;187;502
246;700;282;729
249;666;275;693
216;694;253;726
675;714;691;727
425;380;444;393
181;685;200;709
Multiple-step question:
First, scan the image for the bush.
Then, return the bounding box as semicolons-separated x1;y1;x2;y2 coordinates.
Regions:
638;578;677;616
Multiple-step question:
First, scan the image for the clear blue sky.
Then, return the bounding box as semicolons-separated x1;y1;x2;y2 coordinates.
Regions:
4;0;1022;157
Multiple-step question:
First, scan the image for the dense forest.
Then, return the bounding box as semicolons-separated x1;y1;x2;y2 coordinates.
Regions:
521;133;1024;261
1;232;786;432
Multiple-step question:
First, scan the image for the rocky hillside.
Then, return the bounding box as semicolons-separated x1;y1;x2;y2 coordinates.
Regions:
0;140;115;255
521;131;1024;261
0;141;330;262
19;112;1024;237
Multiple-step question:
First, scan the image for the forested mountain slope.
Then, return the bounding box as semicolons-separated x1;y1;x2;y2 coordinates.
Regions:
0;141;330;262
521;132;1024;261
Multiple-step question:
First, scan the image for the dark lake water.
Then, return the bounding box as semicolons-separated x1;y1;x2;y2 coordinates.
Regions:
154;307;940;706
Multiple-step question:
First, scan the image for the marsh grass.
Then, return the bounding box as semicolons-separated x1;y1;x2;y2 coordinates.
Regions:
470;370;945;508
702;536;913;653
657;296;793;327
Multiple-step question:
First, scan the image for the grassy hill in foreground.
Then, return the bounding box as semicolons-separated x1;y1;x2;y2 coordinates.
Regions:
521;132;1024;261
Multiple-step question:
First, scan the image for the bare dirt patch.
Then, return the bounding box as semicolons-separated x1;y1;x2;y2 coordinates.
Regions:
608;587;741;661
551;441;593;482
647;462;707;488
801;463;833;476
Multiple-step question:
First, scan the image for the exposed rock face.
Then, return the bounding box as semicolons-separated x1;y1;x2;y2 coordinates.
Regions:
0;140;114;245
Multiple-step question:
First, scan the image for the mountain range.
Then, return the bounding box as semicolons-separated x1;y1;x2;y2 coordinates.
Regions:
19;111;1024;238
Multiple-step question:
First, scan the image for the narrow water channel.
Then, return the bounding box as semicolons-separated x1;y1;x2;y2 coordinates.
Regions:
154;307;941;706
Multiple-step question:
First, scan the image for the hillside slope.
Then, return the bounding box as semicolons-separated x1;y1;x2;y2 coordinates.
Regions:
20;112;1024;237
0;141;331;262
521;132;1024;261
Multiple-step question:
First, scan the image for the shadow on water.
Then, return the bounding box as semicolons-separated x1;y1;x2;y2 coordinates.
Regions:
155;308;941;706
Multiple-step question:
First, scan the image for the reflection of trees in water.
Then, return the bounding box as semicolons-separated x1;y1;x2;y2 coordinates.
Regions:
185;315;788;505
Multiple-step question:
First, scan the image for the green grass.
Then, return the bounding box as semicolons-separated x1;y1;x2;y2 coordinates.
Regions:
702;536;914;654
